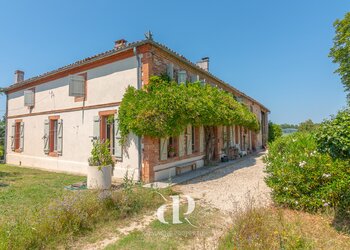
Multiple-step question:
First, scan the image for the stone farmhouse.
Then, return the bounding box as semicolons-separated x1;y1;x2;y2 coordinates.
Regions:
4;37;269;183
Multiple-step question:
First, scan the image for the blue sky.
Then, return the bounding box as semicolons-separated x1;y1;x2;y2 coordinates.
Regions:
0;0;349;124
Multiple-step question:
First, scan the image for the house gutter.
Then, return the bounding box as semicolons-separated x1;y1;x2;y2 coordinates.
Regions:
133;46;143;181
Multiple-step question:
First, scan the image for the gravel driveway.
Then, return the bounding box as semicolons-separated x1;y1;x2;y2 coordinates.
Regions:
174;152;271;212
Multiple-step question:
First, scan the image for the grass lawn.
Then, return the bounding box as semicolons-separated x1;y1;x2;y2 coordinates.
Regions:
0;164;174;249
0;164;85;222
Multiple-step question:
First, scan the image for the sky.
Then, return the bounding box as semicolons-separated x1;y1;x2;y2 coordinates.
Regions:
0;0;349;124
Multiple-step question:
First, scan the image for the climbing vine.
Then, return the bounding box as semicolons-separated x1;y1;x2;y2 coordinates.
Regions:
118;75;260;144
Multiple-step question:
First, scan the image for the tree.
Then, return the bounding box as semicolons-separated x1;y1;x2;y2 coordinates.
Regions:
268;121;282;143
315;109;350;159
329;12;350;103
298;119;318;133
280;123;298;129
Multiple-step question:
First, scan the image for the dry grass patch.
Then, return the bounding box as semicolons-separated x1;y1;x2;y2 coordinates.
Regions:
219;206;350;250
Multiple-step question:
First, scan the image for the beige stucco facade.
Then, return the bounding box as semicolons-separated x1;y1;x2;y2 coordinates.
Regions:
6;56;141;180
5;39;269;183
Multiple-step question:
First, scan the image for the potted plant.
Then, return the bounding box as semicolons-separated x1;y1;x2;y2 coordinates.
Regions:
168;145;176;158
87;140;114;189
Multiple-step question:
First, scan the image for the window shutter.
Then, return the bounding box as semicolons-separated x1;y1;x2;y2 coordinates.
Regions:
114;114;122;159
230;126;234;146
19;122;24;152
68;75;85;97
11;122;15;151
191;74;199;83
24;90;35;107
159;138;168;161
178;70;187;84
178;132;185;157
186;125;192;155
199;126;204;153
166;63;174;80
44;119;50;154
57;119;63;155
93;116;100;141
249;130;252;150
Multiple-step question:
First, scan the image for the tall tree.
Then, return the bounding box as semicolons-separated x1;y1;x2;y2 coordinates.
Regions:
298;119;318;133
329;12;350;103
268;121;282;143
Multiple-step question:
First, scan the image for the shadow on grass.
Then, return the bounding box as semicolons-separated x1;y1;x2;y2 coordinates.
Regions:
0;171;21;178
332;192;350;234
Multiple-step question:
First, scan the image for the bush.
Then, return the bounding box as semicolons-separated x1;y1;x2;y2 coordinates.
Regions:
315;109;350;160
268;122;282;143
264;132;350;212
88;140;114;167
298;119;318;133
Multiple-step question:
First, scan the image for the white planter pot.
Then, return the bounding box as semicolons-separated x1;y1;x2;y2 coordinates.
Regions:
87;165;112;190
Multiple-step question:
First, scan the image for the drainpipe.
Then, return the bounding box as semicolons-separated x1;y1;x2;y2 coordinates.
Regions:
133;46;143;181
4;93;8;163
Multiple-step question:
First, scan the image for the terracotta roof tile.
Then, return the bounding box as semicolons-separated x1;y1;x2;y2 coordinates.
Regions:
5;39;269;112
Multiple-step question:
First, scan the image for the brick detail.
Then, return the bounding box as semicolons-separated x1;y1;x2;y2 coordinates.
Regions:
142;136;158;182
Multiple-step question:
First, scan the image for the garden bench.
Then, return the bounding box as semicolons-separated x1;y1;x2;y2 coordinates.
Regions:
175;161;197;175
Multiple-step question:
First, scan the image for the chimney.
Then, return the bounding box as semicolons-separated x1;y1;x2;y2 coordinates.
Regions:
114;39;127;49
196;57;209;71
14;70;24;83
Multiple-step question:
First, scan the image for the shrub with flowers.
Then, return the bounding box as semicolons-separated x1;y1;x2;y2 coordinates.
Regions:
264;132;350;212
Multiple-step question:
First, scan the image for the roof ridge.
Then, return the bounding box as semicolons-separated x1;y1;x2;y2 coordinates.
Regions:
5;38;269;111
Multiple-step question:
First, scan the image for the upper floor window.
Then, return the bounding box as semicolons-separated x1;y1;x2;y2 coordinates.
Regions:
178;70;187;84
68;73;87;102
166;63;174;80
24;88;35;107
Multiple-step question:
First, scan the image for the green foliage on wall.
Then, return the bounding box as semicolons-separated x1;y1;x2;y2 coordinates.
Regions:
118;76;260;142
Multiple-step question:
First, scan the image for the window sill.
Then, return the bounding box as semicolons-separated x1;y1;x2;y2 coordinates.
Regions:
74;96;86;102
14;149;22;153
159;151;204;163
49;152;59;157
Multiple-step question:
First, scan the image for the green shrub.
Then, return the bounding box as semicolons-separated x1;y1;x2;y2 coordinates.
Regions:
315;109;350;160
264;132;350;212
268;121;282;142
88;140;114;168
